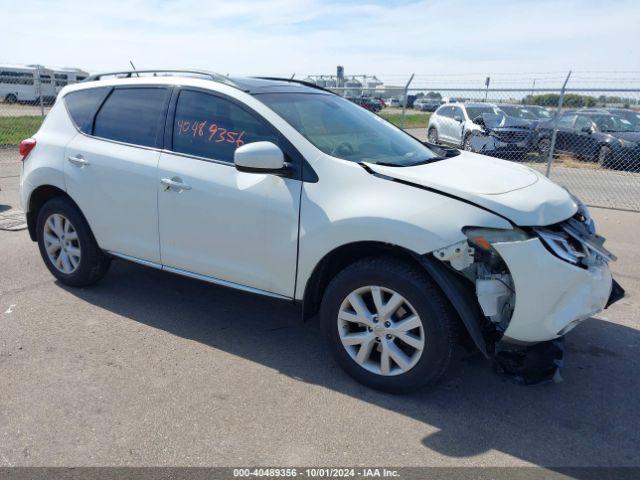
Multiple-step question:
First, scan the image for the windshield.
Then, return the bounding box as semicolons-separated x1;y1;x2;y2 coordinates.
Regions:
258;93;442;166
613;110;640;128
527;106;552;119
498;106;538;120
593;115;636;132
465;106;499;120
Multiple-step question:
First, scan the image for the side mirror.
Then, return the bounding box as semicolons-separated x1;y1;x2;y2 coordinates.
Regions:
234;141;286;174
581;126;594;134
454;115;464;123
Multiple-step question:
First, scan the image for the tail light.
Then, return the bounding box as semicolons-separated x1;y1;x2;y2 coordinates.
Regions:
19;138;36;160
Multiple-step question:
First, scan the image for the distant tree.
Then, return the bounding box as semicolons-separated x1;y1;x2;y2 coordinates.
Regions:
425;91;442;101
525;93;597;108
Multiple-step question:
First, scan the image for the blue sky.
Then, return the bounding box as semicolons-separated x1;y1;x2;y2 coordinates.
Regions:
3;0;639;85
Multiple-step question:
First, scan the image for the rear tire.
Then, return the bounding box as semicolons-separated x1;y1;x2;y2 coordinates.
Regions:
320;257;456;393
5;94;17;104
36;196;110;287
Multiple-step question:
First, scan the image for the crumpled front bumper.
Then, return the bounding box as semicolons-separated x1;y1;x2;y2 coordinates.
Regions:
492;237;615;343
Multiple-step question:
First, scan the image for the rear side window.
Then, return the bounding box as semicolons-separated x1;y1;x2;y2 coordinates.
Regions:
172;90;278;163
94;88;168;148
64;87;110;133
437;106;453;118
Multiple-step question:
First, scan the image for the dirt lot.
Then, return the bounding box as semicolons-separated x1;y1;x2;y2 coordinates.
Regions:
0;148;639;467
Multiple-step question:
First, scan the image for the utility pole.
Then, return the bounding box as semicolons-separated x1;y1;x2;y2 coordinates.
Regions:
545;70;572;177
400;73;415;129
483;76;491;103
530;78;536;100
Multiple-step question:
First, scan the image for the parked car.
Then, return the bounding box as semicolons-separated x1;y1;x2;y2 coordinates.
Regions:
385;98;400;108
414;97;441;112
535;111;640;170
19;70;622;392
427;102;502;149
468;112;537;161
348;96;382;113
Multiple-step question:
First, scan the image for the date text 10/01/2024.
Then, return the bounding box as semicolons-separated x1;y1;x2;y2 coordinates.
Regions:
176;118;246;147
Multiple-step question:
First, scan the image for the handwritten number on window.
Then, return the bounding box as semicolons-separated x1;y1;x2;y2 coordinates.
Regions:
177;118;245;147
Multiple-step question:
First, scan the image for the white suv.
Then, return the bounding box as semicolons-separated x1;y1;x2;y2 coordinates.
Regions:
19;70;622;392
428;102;501;150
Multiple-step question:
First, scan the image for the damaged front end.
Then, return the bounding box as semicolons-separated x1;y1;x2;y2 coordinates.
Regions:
429;209;624;384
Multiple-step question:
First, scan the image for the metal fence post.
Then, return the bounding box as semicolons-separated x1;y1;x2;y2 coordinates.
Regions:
545;70;572;177
400;73;415;129
35;65;45;117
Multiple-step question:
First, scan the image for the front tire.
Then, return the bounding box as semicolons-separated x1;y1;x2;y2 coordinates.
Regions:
597;145;612;169
36;196;110;287
462;133;473;151
537;137;551;157
427;127;438;144
320;257;456;393
5;94;17;104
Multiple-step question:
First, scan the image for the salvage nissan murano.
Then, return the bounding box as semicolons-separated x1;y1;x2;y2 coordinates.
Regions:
18;70;624;392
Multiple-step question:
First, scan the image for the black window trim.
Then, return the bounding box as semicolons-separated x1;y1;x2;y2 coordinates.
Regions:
64;85;171;152
63;86;111;136
62;83;317;181
163;85;311;181
91;85;172;150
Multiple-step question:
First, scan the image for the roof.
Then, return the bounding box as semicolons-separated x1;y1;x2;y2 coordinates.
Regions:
80;70;328;95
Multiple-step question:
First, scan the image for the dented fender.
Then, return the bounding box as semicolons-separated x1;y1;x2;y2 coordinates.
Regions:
416;255;490;357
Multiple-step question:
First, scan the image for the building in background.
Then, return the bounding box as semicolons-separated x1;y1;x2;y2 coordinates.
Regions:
304;66;404;99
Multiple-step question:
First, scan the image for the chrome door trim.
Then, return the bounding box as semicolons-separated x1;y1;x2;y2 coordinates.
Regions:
107;251;163;269
162;265;291;300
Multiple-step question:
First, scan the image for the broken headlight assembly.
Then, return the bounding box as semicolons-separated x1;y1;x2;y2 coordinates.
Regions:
433;227;531;332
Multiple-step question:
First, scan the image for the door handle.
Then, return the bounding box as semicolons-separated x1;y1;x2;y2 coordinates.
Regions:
67;155;90;167
161;177;192;192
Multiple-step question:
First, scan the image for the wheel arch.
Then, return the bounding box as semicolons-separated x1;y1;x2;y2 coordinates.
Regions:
300;241;489;357
26;185;80;241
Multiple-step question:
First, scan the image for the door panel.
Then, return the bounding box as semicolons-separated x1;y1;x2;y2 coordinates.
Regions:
450;107;464;144
64;134;161;262
157;88;302;298
157;153;301;297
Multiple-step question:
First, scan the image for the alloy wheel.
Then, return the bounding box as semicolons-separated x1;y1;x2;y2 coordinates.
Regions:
337;286;425;376
43;213;81;274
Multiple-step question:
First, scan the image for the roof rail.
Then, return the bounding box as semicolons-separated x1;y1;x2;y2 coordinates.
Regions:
83;69;240;88
255;77;337;95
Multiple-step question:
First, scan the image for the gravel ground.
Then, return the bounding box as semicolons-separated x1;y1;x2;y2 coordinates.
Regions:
0;148;639;468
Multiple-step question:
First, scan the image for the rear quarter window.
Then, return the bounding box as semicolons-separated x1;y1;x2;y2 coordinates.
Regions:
64;87;110;133
93;87;169;148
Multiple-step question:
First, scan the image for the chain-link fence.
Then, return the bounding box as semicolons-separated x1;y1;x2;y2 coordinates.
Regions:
327;74;640;211
2;68;640;211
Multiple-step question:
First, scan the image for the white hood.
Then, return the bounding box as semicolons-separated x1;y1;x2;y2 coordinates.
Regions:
365;151;577;226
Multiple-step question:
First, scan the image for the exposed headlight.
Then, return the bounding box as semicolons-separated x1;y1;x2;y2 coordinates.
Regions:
567;192;595;235
463;227;531;250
